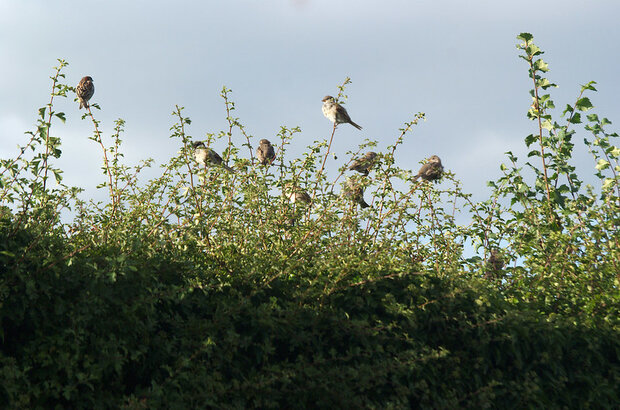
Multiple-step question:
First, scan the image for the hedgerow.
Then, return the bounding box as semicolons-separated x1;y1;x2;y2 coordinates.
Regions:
0;33;618;408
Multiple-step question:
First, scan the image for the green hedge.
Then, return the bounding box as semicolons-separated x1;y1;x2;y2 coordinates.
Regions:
1;33;618;408
1;222;617;408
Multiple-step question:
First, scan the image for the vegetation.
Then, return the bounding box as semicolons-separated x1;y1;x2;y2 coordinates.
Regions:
0;33;618;408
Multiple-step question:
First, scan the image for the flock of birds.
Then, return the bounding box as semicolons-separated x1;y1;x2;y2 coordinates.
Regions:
76;76;444;209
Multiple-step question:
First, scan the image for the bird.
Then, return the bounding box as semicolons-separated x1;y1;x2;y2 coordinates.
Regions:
343;177;370;208
256;139;276;165
485;249;505;280
192;141;235;172
413;155;443;182
284;184;311;205
322;96;362;130
349;151;377;176
76;76;94;109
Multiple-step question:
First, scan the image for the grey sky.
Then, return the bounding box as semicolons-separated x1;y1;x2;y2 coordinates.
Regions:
1;0;619;205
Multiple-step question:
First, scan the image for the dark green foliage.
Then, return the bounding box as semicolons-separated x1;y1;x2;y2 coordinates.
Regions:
1;218;618;408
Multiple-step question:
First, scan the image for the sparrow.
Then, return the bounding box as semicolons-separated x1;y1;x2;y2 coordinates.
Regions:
343;177;370;209
256;139;276;165
192;141;235;172
484;249;505;280
413;155;443;182
349;151;377;176
284;184;311;205
322;96;362;130
76;76;95;109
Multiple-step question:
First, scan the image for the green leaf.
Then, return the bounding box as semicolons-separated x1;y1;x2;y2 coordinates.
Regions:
569;113;582;124
553;190;566;208
562;104;574;117
575;97;593;111
526;44;542;56
38;107;47;119
533;59;549;72
525;134;537;147
595;159;609;171
517;32;533;42
581;81;597;92
602;178;614;190
55;112;66;123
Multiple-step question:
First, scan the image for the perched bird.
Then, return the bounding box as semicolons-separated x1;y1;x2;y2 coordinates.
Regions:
256;139;276;165
192;141;235;172
485;249;505;280
322;96;362;130
343;177;370;209
349;151;377;176
76;76;95;109
284;184;311;205
413;155;444;182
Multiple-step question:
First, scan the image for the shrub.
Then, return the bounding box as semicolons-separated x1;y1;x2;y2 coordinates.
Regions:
0;33;618;408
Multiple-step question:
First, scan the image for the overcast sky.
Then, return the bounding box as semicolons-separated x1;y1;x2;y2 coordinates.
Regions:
1;0;619;207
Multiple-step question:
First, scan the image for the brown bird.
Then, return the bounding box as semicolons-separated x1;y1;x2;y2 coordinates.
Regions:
284;184;311;205
349;151;377;176
322;95;362;130
76;76;95;109
192;141;234;172
343;177;370;208
413;155;443;182
256;139;276;165
485;249;505;280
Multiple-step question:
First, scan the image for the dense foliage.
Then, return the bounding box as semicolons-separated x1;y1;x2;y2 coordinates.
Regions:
1;33;618;408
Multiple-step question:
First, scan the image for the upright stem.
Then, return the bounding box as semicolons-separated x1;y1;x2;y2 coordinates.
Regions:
42;65;64;193
313;123;337;199
527;52;552;203
87;106;116;211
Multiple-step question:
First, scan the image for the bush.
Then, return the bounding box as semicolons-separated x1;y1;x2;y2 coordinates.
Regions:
0;33;618;408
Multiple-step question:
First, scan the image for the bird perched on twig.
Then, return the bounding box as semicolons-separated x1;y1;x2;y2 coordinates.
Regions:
322;96;362;130
284;183;311;205
485;249;505;280
76;76;94;109
413;155;443;182
349;151;377;176
256;139;276;166
192;141;235;173
343;177;370;209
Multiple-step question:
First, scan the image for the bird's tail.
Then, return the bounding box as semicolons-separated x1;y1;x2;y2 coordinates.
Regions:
79;99;85;110
360;199;370;209
350;121;362;130
222;164;235;173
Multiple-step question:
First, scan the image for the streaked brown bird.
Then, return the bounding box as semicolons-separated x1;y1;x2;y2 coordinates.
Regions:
256;139;276;165
192;141;235;173
413;155;443;182
284;183;311;205
349;151;377;176
485;249;505;280
343;177;370;209
76;76;94;109
322;95;362;130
